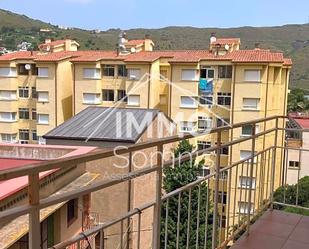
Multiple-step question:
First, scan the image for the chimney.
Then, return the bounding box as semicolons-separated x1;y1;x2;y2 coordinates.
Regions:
255;42;260;50
45;39;51;44
210;32;217;44
145;34;150;39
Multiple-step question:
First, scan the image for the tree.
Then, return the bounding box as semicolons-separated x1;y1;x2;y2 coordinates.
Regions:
160;140;212;249
287;88;309;112
274;176;309;215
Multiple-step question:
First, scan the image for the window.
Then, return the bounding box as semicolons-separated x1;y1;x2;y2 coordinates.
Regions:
219;171;228;180
216;118;230;127
238;202;254;214
1;134;17;143
220;146;229;155
159;94;167;105
127;95;140;106
199;94;213;106
0;67;17;77
180;121;196;132
83;68;100;79
218;66;232;78
180;96;197;108
217;92;231;106
197;141;211;152
241;125;259;136
160;69;168;81
239;176;256;189
102;65;115;77
117;65;127;77
67;199;78;226
32;109;37;120
31;87;37;99
38;92;49;102
243;98;260;110
19;129;29;141
38;114;49;124
0;112;16;122
38;67;49;78
19;108;30;119
39;136;46;145
102;89;114;101
215;191;227;204
200;67;214;79
181;69;197;81
199;166;211;177
128;69;141;80
0;90;16;100
244;70;261;82
198;116;212;130
83;93;100;104
117;90;127;102
289;161;300;168
19;87;29;98
17;64;30;75
32;130;37;141
240;150;257;163
32;65;38;75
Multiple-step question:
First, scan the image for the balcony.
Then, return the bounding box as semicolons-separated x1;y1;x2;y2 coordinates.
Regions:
0;116;309;249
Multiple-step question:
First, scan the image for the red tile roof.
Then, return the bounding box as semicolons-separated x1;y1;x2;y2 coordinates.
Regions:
125;39;145;46
0;47;292;65
211;38;241;45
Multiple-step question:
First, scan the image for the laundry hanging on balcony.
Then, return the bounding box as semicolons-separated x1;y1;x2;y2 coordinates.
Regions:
199;78;213;93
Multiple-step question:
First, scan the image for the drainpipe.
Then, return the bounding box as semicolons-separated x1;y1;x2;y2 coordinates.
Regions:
168;64;173;118
147;64;151;109
73;63;76;115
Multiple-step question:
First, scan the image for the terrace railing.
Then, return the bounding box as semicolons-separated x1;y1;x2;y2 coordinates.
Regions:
1;115;307;249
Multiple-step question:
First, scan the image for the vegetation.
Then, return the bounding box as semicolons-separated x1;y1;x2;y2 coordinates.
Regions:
274;176;309;215
1;8;309;87
287;88;309;112
160;140;212;249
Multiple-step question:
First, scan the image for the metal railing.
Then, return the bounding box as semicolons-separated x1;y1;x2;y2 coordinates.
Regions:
1;115;306;249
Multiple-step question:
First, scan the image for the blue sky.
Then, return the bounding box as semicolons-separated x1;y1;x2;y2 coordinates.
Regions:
0;0;308;30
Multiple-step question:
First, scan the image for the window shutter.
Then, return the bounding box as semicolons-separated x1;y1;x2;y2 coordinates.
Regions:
38;92;49;102
83;68;100;79
128;95;140;106
181;69;197;81
38;67;49;77
38;114;49;124
244;70;260;82
128;69;141;80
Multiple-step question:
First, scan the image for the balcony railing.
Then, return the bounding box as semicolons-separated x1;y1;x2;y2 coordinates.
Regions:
0;115;308;249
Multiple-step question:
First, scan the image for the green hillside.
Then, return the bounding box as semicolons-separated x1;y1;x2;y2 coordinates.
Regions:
0;8;308;88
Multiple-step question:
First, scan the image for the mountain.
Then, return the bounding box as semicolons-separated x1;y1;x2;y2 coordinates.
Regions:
0;8;309;89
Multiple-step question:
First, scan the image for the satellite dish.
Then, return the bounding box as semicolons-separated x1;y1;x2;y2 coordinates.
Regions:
224;44;230;51
46;46;51;52
25;64;31;70
130;47;136;53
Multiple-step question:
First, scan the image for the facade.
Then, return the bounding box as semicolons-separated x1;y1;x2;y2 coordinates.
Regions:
285;113;309;184
0;34;292;236
43;107;176;249
0;143;97;249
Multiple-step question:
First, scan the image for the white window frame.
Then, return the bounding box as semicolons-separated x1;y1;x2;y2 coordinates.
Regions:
127;95;140;106
83;68;101;79
198;116;212;130
128;69;141;80
243;98;260;110
240;150;257;163
179;121;196;132
0;90;17;100
238;201;254;214
244;69;261;82
239;176;256;189
0;112;17;122
37;91;49;102
38;136;46;145
37;114;49;125
1;133;17;143
0;67;17;77
180;96;198;108
83;93;101;104
181;69;198;81
37;67;49;78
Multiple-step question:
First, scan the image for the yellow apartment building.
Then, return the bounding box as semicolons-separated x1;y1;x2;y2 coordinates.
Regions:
0;35;292;234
